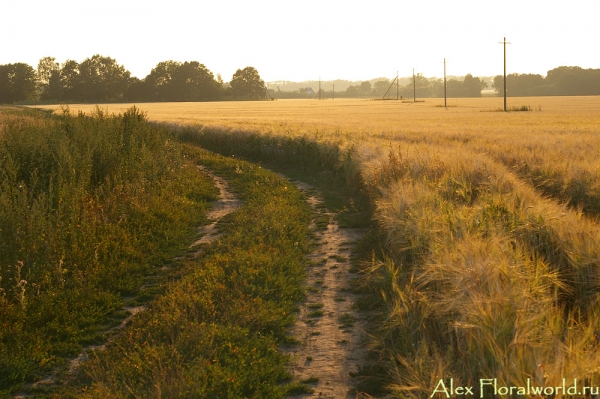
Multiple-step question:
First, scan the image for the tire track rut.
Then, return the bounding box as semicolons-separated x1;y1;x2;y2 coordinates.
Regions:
285;180;369;399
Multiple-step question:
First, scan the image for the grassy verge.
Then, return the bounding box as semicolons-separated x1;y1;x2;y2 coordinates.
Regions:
0;107;218;396
175;123;372;228
52;145;313;398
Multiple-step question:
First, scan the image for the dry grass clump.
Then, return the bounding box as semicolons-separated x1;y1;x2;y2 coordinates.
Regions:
363;144;600;395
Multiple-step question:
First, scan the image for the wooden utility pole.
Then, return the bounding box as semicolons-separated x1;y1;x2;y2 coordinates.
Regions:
413;68;416;102
444;58;447;109
499;37;511;111
319;77;321;100
396;70;399;100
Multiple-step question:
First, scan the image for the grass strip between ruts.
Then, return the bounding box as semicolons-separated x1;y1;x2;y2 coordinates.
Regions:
51;144;313;398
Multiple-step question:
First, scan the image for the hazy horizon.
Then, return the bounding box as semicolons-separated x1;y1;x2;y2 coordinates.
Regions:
3;0;599;82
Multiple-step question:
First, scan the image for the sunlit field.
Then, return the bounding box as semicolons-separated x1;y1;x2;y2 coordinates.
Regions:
35;96;600;136
33;97;600;396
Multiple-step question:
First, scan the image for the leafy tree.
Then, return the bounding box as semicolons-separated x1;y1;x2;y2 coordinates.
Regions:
145;60;181;101
413;73;430;89
124;76;152;102
0;63;38;103
430;78;444;98
230;67;266;100
545;66;589;95
144;61;221;101
171;61;220;101
60;60;81;101
373;79;391;96
492;75;504;96
78;55;130;101
360;81;372;95
345;85;360;97
463;74;486;97
446;78;465;97
494;73;544;96
37;57;61;100
402;73;431;98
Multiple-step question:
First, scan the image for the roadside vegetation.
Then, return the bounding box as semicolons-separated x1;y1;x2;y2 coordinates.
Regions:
0;107;220;395
2;106;331;398
59;146;314;398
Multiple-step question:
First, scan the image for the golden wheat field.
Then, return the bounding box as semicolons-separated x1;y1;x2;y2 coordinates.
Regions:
36;96;600;135
35;97;600;395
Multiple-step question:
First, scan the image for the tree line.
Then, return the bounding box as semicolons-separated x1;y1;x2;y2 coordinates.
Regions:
270;66;600;99
492;66;600;96
270;73;488;99
0;55;268;104
3;57;600;104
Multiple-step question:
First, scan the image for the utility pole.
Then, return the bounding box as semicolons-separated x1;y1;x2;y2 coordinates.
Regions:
444;58;447;109
413;68;416;102
319;77;321;100
499;37;511;111
396;70;399;100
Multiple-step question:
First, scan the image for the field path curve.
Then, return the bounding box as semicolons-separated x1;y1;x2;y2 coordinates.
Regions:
284;179;369;399
13;166;241;398
189;165;242;248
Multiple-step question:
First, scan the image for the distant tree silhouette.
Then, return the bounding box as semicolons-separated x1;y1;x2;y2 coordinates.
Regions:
144;61;221;101
0;63;37;103
230;67;266;100
78;55;130;101
446;78;464;97
60;60;81;101
171;61;221;101
145;60;181;101
124;76;152;101
463;74;486;97
10;55;600;104
37;57;61;100
491;67;600;96
360;81;372;94
373;80;391;96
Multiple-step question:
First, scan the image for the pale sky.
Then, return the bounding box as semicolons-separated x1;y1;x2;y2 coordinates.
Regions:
3;0;599;82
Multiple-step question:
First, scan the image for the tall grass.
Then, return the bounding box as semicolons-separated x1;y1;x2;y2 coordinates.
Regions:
0;107;217;394
362;144;600;396
63;147;313;398
176;124;364;194
171;120;600;395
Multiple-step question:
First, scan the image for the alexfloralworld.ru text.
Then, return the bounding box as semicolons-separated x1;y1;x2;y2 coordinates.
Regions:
430;378;599;397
